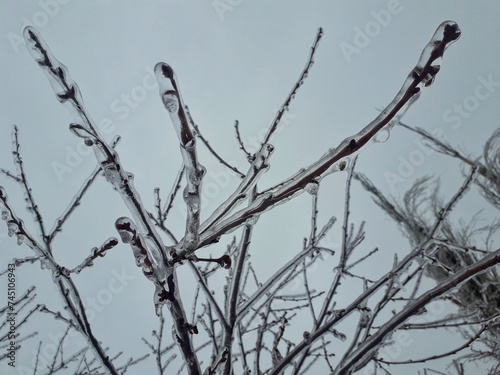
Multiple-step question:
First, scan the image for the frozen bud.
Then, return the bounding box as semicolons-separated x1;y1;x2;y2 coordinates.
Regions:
219;255;232;269
103;237;119;250
162;91;179;113
303;331;311;343
305;180;319;195
115;217;136;243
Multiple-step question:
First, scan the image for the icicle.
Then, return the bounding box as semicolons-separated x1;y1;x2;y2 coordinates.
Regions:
16;234;25;246
373;129;390;143
7;221;17;237
304;180;319;195
327;157;350;174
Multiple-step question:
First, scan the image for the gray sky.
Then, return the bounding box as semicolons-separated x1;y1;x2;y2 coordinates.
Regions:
1;1;499;374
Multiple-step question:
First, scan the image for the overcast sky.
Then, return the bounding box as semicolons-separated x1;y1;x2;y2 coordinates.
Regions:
1;2;499;374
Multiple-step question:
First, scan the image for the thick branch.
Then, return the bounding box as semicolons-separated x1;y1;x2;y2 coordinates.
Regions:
154;63;205;253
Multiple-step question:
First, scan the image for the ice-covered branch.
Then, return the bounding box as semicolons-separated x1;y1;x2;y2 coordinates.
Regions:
155;63;205;254
188;261;229;331
199;143;274;234
115;214;201;371
142;312;176;374
161;164;184;222
0;187;46;253
236;228;326;322
24;26;169;276
115;218;200;373
0;187;119;374
234;120;252;161
186;107;245;178
221;215;255;375
189;21;461;252
10;125;48;246
70;237;119;274
24;27;202;374
335;249;500;374
270;166;477;375
0;285;39;359
398;121;500;208
195;28;323;242
292;158;359;374
377;323;488;365
23;27;97;135
48;135;121;241
260;27;323;149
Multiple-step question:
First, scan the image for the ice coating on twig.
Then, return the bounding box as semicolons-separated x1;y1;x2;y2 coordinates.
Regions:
24;27;201;371
335;248;500;374
260;27;323;148
0;189;118;373
155;63;205;253
199;143;274;234
0;187;41;252
23;26;169;276
115;217;155;279
270;164;478;375
355;21;460;147
71;237;119;274
23;27;96;134
48;135;121;241
10;126;48;242
189;21;461;250
154;63;194;147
